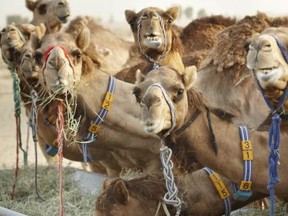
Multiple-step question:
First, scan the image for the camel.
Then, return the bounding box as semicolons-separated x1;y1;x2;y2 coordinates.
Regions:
133;66;288;195
95;171;267;216
180;15;236;70
115;6;185;83
246;26;288;111
192;12;288;129
26;0;70;33
28;21;162;176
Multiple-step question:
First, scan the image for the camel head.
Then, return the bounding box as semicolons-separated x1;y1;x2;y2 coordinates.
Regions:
26;0;70;32
0;24;28;66
247;27;288;99
125;7;179;59
33;26;90;94
96;176;166;216
133;66;197;135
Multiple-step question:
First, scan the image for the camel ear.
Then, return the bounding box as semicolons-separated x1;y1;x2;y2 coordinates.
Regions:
17;24;36;37
113;180;129;204
125;10;136;24
76;26;90;51
135;69;145;84
183;65;197;90
165;7;179;23
26;0;36;11
103;178;112;190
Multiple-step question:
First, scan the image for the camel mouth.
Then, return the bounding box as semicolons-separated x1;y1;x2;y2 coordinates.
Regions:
58;15;70;23
256;67;283;82
144;34;162;48
143;120;163;134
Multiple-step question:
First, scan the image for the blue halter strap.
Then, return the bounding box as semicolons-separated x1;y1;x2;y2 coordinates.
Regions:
80;76;116;162
203;167;231;216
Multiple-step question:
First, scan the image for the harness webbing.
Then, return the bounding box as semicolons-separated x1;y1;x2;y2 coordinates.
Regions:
203;167;231;216
80;76;116;162
233;126;253;201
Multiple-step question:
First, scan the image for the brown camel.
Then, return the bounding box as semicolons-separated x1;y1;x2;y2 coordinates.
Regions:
133;66;288;195
29;22;162;176
180;15;236;69
193;12;288;129
95;171;267;216
247;26;288;111
26;0;70;33
115;6;185;83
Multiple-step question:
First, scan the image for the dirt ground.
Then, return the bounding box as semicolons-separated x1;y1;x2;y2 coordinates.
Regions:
0;66;82;170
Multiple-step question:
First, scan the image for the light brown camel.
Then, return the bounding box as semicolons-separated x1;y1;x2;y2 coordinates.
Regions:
193;12;288;129
247;26;288;111
30;22;162;176
180;15;236;70
95;171;267;216
64;16;132;75
133;66;288;195
26;0;70;33
115;6;185;83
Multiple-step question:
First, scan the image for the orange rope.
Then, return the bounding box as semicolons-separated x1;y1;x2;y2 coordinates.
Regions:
11;116;20;200
56;103;64;216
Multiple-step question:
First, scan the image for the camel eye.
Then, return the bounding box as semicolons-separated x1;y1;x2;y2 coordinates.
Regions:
37;4;47;15
167;18;173;24
33;51;43;64
72;49;82;61
176;88;184;98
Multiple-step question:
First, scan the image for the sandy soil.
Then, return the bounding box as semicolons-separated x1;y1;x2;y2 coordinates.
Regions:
0;66;83;169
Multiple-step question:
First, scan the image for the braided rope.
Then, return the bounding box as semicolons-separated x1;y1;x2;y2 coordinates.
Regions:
144;83;181;215
136;12;168;67
30;90;45;201
56;103;64;216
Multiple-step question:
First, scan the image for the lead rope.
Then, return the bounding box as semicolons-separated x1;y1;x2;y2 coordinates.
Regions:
145;83;182;216
137;12;168;69
56;103;64;216
30;89;45;201
253;36;288;216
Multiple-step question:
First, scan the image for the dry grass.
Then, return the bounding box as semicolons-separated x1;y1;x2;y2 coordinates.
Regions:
0;165;97;216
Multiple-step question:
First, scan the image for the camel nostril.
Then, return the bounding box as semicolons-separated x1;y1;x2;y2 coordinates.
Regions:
25;53;32;59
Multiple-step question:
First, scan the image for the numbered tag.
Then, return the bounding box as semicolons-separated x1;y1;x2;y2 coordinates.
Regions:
240;181;252;191
209;172;230;199
89;124;101;134
102;92;114;110
241;140;253;160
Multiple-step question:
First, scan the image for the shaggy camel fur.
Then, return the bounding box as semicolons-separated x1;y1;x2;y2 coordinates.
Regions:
95;171;267;216
180;15;236;69
247;27;288;111
134;66;288;195
64;16;132;75
31;22;162;176
26;0;70;33
115;6;184;83
194;12;288;129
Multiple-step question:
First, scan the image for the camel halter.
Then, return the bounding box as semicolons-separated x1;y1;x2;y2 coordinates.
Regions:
144;83;182;216
137;12;169;69
42;45;76;92
253;36;288;216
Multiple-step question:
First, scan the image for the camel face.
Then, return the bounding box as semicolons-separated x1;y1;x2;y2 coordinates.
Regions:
125;7;179;55
27;0;70;30
34;33;85;94
0;25;25;64
133;66;196;134
247;27;288;91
